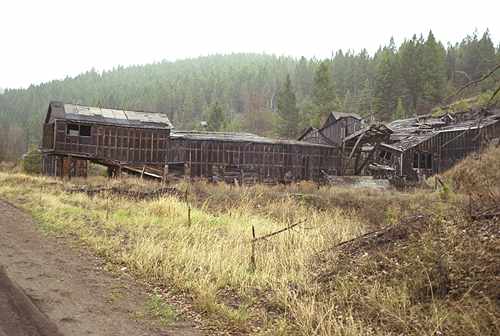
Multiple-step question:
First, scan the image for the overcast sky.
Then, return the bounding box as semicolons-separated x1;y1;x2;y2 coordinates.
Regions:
1;0;498;89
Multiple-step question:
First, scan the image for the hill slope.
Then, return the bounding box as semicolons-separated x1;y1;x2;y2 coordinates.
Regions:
313;146;500;335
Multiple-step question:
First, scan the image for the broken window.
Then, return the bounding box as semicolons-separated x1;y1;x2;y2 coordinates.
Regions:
379;150;392;161
66;124;92;137
80;125;91;137
66;124;79;136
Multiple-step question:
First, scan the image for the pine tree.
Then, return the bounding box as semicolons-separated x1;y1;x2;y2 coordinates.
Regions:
275;75;300;138
207;102;226;131
358;79;374;120
477;30;497;90
343;89;353;114
421;30;447;107
312;61;337;122
373;47;399;120
393;97;406;120
399;35;424;112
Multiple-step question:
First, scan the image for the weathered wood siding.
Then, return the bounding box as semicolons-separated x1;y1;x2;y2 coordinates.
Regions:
320;117;362;145
49;120;169;164
167;138;340;181
401;121;500;177
42;123;55;150
42;155;88;177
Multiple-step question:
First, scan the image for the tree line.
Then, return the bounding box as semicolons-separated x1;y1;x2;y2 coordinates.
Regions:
0;30;498;160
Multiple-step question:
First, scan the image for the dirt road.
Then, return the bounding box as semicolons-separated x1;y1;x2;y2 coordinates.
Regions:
0;199;201;336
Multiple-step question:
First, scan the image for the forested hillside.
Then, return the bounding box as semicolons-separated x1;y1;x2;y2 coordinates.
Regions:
0;30;498;160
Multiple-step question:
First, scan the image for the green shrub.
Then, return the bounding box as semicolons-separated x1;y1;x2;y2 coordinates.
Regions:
21;147;42;174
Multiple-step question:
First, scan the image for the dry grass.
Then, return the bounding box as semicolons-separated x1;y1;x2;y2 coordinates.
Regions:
0;174;367;333
0;152;497;335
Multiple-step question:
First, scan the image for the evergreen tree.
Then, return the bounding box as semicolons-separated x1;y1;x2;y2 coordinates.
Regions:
342;89;353;114
207;102;226;131
275;74;300;138
399;35;424;112
421;31;447;107
358;79;374;121
393;97;406;120
312;60;337;123
373;46;399;120
0;31;497;160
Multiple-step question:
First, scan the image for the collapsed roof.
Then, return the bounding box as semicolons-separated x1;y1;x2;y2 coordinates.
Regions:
343;108;500;151
387;109;500;151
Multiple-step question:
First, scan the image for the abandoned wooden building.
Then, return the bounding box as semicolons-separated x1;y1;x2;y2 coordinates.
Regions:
343;108;500;179
41;101;173;177
168;130;340;182
41;101;496;183
298;111;364;146
41;102;341;182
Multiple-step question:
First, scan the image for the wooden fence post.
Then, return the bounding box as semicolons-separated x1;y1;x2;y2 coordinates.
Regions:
250;225;256;272
185;187;191;227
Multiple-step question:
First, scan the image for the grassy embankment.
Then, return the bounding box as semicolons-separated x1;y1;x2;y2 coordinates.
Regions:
0;147;498;335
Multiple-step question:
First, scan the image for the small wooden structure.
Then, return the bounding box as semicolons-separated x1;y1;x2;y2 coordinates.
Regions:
319;112;364;145
42;155;88;178
41;101;172;177
299;111;364;146
167;131;340;183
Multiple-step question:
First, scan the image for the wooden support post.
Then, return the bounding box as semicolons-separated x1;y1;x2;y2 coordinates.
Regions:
356;144;378;175
185;187;192;227
140;165;145;179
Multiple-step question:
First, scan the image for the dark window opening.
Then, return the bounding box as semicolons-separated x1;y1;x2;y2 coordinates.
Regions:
419;153;426;169
414;152;432;169
425;153;432;169
379;150;392;161
66;124;92;137
66;124;79;136
80;125;91;136
413;152;419;168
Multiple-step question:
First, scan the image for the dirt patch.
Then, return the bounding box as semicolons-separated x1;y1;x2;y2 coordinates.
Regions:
0;199;201;336
0;265;63;336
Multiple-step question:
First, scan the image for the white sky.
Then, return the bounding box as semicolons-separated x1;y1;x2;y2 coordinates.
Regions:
1;0;498;89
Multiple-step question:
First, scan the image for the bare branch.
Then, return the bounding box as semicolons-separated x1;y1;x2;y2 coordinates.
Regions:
487;84;500;107
446;63;500;103
252;219;306;242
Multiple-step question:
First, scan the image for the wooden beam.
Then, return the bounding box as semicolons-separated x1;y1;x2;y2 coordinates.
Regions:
356;144;377;175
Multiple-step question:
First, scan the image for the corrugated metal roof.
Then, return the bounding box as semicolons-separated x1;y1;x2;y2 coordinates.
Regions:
172;130;335;148
51;102;173;129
